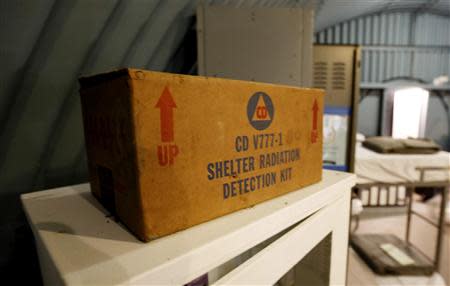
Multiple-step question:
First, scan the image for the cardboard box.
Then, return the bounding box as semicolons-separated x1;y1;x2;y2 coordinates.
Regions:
79;68;324;241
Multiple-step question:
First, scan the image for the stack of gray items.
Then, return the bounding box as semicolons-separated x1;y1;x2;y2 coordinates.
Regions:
363;137;441;154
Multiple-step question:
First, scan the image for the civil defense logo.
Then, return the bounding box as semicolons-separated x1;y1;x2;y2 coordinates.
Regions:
247;91;274;131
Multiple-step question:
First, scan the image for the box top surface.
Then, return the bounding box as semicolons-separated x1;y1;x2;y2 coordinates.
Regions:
78;68;324;93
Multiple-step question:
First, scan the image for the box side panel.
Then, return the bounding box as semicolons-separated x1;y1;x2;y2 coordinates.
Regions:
130;72;323;239
79;77;145;240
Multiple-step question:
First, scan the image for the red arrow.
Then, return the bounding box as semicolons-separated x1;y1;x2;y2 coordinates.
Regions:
155;86;176;142
312;99;319;130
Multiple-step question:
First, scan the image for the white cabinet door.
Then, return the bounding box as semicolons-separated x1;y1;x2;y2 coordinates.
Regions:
214;192;350;285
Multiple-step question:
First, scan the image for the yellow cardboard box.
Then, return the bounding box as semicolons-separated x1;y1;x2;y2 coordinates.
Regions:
79;69;324;241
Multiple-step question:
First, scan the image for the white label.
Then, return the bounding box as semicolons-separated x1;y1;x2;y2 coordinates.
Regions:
380;243;415;266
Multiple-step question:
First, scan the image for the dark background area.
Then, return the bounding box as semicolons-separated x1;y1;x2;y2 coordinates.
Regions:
0;0;198;283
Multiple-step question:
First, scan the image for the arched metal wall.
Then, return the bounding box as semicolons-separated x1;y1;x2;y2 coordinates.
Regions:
316;12;450;84
0;0;200;280
0;0;306;281
315;11;450;148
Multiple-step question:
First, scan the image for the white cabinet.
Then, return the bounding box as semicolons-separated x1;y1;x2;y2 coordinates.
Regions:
21;170;355;285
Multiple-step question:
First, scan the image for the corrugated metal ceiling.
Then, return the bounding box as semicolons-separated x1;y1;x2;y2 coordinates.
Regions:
315;0;450;31
205;0;450;31
316;12;450;84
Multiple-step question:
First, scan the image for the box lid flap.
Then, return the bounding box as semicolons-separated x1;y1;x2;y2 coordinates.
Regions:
79;68;132;89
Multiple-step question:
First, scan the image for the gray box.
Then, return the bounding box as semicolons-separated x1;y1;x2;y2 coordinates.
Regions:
197;5;314;87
